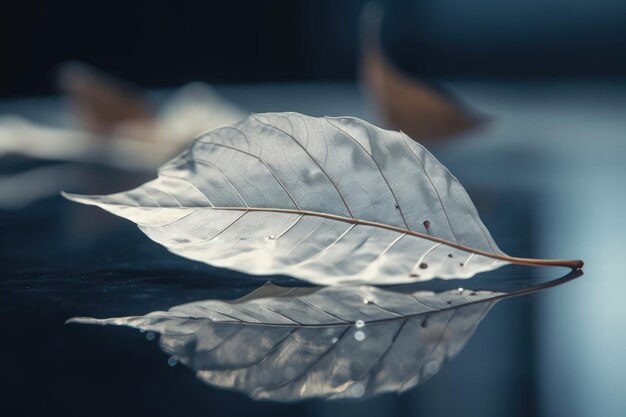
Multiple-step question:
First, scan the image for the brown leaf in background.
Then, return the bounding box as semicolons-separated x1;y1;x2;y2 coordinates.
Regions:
360;5;483;141
57;62;155;138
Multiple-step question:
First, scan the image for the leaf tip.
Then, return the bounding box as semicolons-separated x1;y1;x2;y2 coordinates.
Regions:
60;191;78;201
65;317;84;325
66;316;101;325
61;191;94;205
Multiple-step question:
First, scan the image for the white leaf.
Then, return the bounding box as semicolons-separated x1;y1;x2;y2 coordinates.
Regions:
64;112;582;285
68;271;580;401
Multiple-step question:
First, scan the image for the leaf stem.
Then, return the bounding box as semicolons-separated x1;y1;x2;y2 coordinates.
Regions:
212;206;584;270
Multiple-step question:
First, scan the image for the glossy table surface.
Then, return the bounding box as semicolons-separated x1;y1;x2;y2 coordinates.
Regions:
1;80;625;417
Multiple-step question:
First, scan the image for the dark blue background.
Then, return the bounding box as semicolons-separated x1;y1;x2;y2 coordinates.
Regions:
2;0;625;97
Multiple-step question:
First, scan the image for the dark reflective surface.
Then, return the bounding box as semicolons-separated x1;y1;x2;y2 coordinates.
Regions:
0;171;577;416
2;81;624;416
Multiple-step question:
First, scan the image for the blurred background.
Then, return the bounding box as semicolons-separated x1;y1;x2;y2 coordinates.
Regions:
1;1;625;417
2;0;626;96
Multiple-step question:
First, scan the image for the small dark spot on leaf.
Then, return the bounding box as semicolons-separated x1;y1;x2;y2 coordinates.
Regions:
459;263;464;267
419;263;428;269
423;220;431;229
421;319;428;328
470;292;477;296
395;204;399;209
448;254;453;258
409;273;420;278
447;301;452;305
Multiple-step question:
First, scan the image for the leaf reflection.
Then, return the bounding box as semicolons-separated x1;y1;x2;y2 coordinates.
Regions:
68;270;581;401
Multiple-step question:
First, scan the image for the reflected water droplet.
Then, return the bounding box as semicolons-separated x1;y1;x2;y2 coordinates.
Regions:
355;320;365;328
425;361;440;375
167;356;177;367
457;287;464;293
146;331;155;341
363;298;369;304
268;235;276;240
350;383;365;398
331;337;339;344
354;331;366;341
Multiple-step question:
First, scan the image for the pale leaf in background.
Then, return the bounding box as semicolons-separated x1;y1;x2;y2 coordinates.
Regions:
0;82;246;170
0;69;246;208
